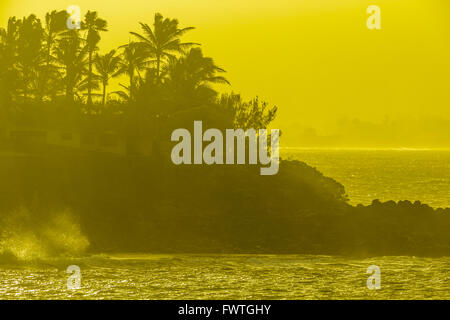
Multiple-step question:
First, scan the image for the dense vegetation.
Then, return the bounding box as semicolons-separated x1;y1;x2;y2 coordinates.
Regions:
0;10;277;137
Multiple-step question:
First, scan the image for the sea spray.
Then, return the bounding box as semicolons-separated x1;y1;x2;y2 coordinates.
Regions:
0;206;89;262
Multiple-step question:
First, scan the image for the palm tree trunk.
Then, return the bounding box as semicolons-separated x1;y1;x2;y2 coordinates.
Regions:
156;54;161;83
23;70;28;101
66;85;73;103
87;51;93;106
129;70;134;101
42;38;52;102
46;40;51;67
102;82;107;106
66;68;74;103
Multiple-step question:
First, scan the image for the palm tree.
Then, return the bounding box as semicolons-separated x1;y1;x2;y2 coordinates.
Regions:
82;11;107;106
165;47;229;109
114;42;147;102
130;13;198;83
95;49;120;105
54;30;88;103
0;17;19;66
16;15;44;101
43;11;67;67
168;48;229;87
0;17;20;102
39;10;67;101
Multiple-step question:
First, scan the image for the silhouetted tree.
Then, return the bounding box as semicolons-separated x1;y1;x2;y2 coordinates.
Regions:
114;42;147;102
95;49;120;106
130;13;198;83
82;11;107;107
41;10;67;101
0;9;276;133
16;15;44;101
164;47;229;111
219;93;278;130
0;17;20;103
54;30;88;103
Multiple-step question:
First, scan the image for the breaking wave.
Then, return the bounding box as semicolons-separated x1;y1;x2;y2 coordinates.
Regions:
0;206;89;262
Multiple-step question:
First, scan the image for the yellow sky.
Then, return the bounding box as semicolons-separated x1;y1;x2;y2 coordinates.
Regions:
1;0;450;146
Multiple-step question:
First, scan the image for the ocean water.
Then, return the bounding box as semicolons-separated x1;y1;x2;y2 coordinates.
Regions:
0;254;449;300
284;149;450;208
1;149;450;300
